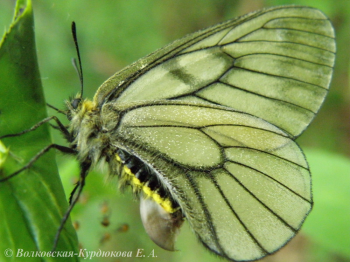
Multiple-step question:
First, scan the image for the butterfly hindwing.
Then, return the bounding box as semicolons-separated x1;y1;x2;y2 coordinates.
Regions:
102;101;312;261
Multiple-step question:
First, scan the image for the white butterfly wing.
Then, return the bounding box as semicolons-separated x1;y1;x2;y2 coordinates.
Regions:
95;5;335;261
96;6;335;137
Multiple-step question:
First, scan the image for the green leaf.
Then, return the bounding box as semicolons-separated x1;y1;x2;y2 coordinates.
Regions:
303;149;350;259
0;0;78;261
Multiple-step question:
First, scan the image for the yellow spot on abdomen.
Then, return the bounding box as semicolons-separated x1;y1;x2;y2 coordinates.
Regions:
116;154;175;213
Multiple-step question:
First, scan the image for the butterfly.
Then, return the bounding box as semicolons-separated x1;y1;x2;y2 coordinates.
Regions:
1;4;335;262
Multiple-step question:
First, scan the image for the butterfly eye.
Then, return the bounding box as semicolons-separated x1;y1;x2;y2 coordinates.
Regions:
71;98;81;109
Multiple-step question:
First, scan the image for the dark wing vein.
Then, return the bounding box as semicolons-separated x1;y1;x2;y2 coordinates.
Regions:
221;166;299;232
209;171;268;255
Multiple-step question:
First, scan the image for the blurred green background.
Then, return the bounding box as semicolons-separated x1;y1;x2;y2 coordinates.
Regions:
0;0;349;262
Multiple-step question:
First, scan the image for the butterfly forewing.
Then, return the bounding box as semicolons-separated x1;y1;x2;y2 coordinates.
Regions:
96;5;335;138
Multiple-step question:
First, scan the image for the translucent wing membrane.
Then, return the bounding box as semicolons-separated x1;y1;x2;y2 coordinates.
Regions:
96;6;335;137
103;102;312;261
93;5;335;262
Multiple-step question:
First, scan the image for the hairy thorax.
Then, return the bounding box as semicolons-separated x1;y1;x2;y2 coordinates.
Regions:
69;99;110;164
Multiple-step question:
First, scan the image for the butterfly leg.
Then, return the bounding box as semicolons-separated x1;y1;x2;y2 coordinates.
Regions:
0;115;71;142
52;160;91;251
0;143;75;182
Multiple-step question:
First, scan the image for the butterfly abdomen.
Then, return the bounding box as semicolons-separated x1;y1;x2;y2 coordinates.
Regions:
113;148;179;213
111;148;185;251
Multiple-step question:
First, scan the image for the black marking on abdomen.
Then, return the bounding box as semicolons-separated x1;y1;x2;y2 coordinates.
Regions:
116;148;179;212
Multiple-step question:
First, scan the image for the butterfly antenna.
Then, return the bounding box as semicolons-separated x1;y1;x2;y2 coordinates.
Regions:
71;22;84;98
